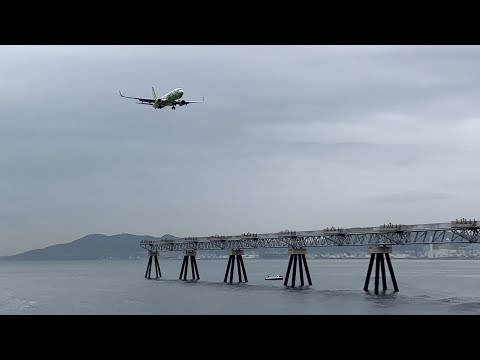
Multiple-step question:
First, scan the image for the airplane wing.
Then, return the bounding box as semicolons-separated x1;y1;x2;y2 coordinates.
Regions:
119;90;155;104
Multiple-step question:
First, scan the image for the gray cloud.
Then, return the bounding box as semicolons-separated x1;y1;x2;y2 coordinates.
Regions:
1;45;480;255
366;191;454;202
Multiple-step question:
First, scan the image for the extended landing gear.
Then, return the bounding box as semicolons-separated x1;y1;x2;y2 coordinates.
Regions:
171;106;176;110
363;245;399;294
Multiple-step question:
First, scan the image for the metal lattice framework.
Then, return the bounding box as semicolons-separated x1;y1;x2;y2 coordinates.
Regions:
140;220;480;252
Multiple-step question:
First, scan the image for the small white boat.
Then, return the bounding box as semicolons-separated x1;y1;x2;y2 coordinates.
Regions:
265;275;284;280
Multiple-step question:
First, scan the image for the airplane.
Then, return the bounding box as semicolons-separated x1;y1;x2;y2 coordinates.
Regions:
119;87;204;110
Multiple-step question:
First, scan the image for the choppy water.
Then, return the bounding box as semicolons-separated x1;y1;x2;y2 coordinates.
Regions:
1;258;480;314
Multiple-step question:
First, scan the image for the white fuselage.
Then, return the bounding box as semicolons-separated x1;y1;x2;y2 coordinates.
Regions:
155;88;184;108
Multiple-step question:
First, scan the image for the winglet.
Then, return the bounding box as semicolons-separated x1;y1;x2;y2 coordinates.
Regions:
119;90;124;97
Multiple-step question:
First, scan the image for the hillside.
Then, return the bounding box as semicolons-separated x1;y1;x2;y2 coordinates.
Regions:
2;233;180;261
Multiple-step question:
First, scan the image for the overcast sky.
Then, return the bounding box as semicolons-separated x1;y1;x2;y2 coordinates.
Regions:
1;45;480;255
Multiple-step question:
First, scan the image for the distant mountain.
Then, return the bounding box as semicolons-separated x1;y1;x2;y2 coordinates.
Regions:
1;233;180;261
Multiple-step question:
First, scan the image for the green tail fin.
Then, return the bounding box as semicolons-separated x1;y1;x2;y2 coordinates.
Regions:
152;87;157;100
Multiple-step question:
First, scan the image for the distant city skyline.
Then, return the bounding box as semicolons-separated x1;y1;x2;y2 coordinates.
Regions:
2;45;480;256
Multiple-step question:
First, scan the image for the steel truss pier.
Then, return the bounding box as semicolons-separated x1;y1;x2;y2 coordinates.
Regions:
145;249;161;280
179;250;200;281
139;219;480;293
363;246;399;294
224;249;248;284
141;220;480;253
284;248;312;288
